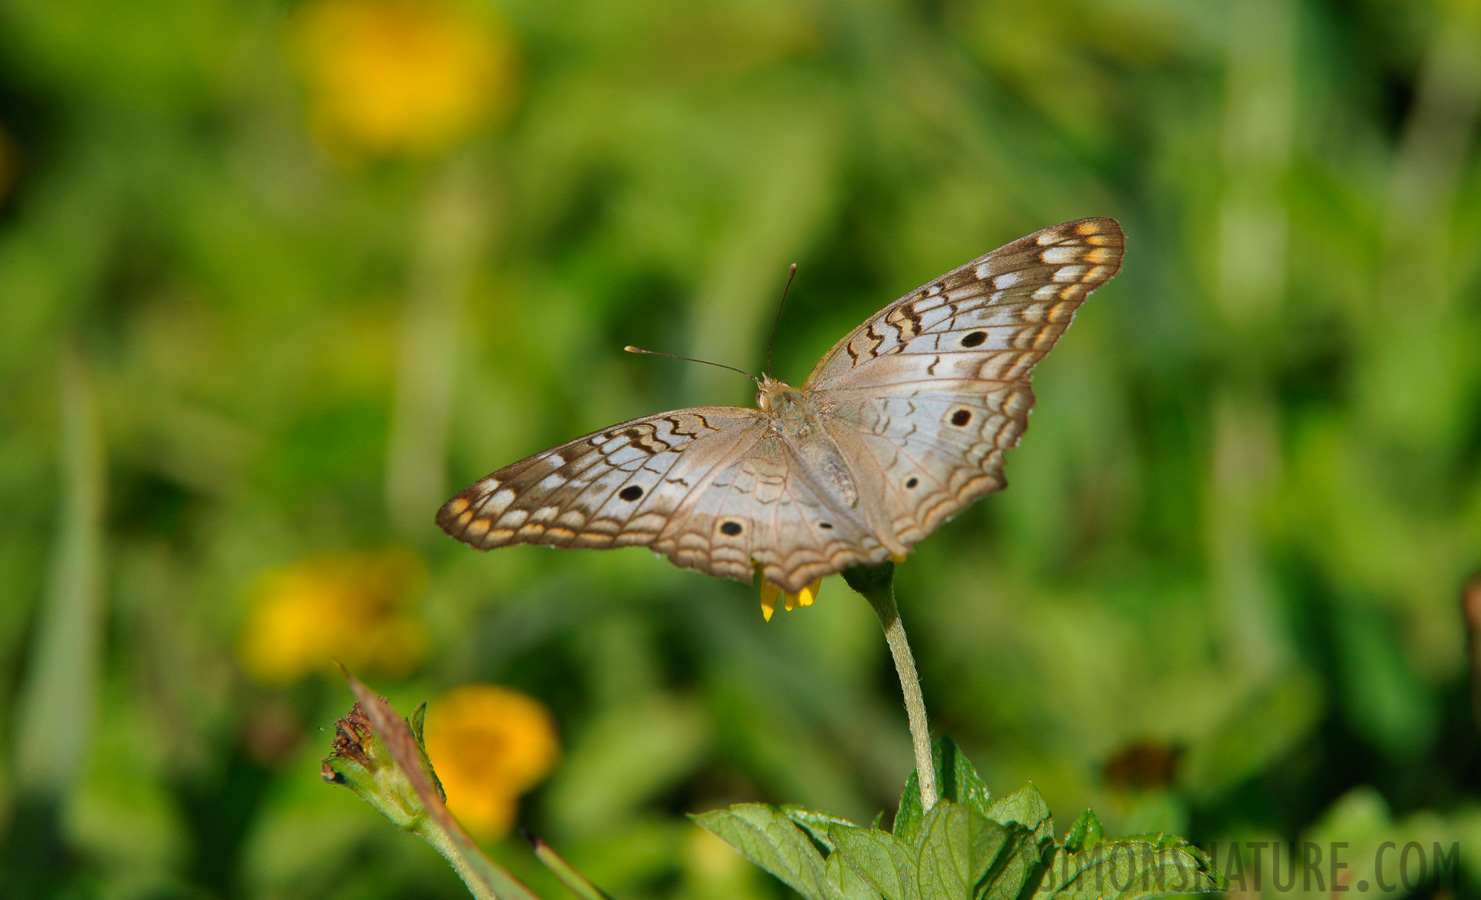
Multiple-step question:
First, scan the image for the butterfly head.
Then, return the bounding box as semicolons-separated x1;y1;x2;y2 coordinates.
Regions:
755;374;802;412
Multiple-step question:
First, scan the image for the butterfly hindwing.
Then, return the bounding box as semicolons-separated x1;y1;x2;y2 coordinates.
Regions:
819;383;1035;548
649;436;892;592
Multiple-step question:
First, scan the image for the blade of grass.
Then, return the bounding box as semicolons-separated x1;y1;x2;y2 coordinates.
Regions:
14;348;107;793
522;830;615;900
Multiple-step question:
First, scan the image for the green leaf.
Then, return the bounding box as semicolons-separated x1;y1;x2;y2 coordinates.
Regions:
984;784;1053;843
915;801;1009;900
692;804;841;900
896;737;995;843
827;851;888;900
784;805;861;854
406;702;446;802
1033;837;1225;900
1063;811;1102;854
978;785;1056;900
830;823;921;900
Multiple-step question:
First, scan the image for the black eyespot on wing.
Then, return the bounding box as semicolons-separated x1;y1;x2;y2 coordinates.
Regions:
819;522;833;529
950;410;972;427
618;485;643;502
720;521;743;536
905;477;919;489
960;331;988;348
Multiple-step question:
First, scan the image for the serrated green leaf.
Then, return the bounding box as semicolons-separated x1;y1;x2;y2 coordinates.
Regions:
978;785;1056;900
1116;833;1197;852
827;849;888;900
831;824;921;900
984;784;1053;843
896;737;994;843
976;828;1049;900
1033;838;1225;900
915;801;1009;900
784;805;861;854
693;804;842;900
1063;811;1102;854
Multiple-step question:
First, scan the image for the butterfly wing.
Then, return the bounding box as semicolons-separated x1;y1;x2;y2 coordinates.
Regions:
438;406;885;589
648;435;893;593
439;407;764;555
805;217;1124;546
442;218;1123;590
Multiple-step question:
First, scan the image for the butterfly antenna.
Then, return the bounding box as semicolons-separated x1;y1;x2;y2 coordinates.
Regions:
623;346;760;386
765;264;798;376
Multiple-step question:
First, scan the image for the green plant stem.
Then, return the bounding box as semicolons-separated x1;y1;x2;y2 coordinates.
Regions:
842;563;938;811
418;820;500;900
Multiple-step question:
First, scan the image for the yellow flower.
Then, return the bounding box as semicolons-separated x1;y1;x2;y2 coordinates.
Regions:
423;684;560;840
754;553;909;620
757;573;823;622
288;0;520;159
238;549;428;685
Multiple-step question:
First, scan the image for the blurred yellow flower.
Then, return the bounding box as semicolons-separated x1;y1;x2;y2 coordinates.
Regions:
289;0;520;159
423;684;560;839
238;549;428;685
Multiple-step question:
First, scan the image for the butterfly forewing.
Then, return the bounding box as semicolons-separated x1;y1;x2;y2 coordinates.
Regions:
438;408;765;551
801;218;1123;550
803;218;1124;389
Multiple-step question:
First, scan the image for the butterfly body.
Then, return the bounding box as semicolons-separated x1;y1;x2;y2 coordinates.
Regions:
439;218;1124;592
757;376;860;507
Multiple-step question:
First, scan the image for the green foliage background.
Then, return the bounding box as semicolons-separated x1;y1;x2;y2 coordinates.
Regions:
2;0;1480;897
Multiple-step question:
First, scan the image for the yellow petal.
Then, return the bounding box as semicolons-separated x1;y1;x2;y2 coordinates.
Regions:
423;684;560;841
778;577;823;612
759;581;781;621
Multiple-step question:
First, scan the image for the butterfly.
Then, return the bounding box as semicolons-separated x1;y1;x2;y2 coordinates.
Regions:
438;218;1124;593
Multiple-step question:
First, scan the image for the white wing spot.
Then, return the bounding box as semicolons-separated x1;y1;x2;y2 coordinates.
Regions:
1040;246;1080;264
538;473;565;490
487;489;516;514
927;284;944;296
499;509;529;528
1032;284;1060;300
1053;265;1087;283
992;271;1021;289
531;506;559;522
545;453;565;467
975;263;994;280
1036;230;1060;246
